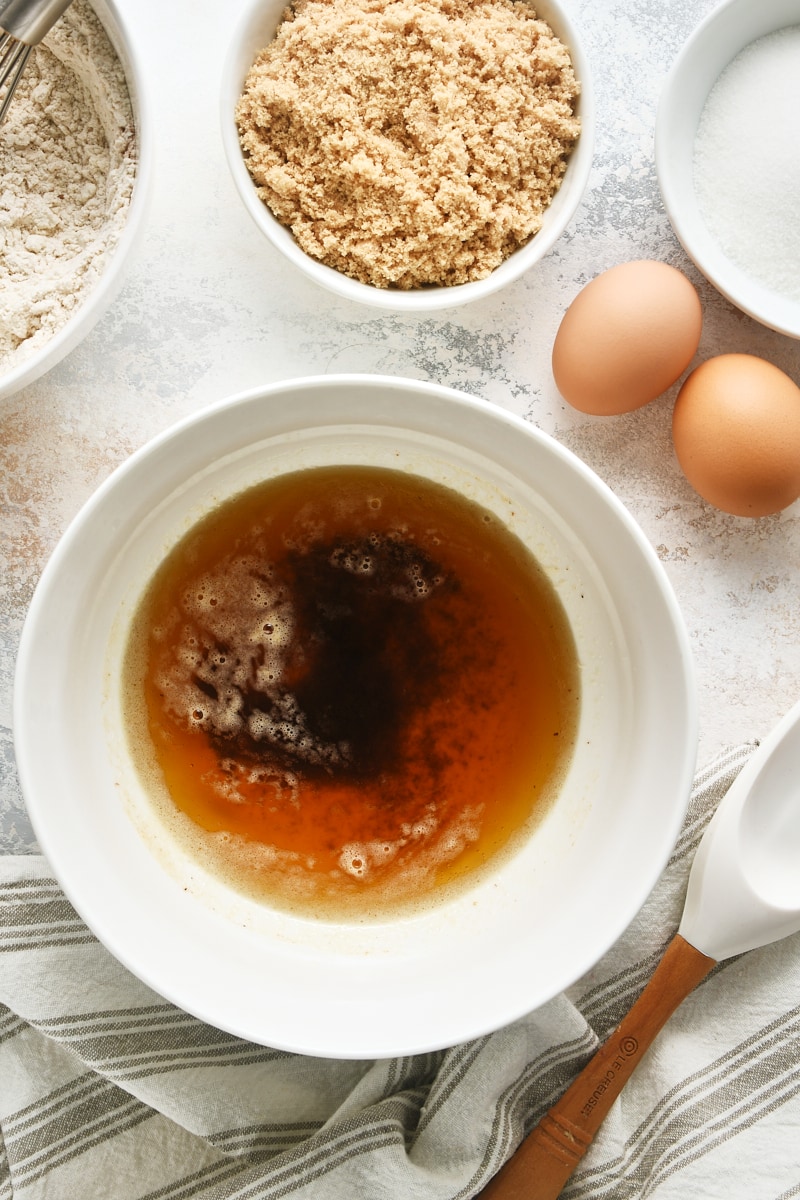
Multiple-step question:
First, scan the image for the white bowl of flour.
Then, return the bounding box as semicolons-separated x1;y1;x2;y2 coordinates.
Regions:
0;0;152;400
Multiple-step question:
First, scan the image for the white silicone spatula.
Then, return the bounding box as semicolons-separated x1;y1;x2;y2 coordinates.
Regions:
481;698;800;1200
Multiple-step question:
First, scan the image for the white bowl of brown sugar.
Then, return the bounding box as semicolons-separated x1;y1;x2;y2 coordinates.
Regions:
0;0;152;401
15;375;695;1057
221;0;594;310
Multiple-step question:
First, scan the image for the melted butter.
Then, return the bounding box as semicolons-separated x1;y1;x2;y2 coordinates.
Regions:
123;465;580;920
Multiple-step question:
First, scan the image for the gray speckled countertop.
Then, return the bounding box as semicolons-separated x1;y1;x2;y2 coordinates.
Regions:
2;0;800;854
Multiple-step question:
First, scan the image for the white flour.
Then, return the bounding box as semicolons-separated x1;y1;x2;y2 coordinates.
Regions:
0;0;136;372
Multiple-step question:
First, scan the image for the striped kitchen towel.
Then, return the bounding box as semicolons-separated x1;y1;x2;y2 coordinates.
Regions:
1;744;799;1200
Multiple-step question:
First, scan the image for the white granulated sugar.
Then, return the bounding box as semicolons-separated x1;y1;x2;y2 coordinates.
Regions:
693;26;800;303
0;0;136;372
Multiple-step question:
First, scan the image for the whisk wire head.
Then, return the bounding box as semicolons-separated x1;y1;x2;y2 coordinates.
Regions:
0;31;33;123
0;0;73;123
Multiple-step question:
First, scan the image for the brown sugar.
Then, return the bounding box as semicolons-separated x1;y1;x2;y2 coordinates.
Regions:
235;0;581;290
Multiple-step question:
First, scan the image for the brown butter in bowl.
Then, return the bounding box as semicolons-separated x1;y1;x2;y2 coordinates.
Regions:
124;464;580;921
235;0;581;289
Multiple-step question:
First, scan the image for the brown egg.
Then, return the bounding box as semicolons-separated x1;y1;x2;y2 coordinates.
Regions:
552;260;703;415
672;354;800;517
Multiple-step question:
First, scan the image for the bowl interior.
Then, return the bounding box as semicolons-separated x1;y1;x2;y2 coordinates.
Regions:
0;0;153;401
655;0;800;337
14;376;695;1057
220;0;595;311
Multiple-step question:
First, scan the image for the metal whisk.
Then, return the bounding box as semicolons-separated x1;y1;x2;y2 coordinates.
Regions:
0;0;74;123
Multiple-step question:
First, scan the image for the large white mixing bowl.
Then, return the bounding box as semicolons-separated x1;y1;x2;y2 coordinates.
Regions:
14;375;696;1057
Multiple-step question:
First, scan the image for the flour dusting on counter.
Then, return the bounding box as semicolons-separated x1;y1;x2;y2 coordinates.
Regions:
0;0;136;372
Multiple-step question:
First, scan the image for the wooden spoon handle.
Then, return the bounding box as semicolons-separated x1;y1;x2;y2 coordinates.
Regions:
480;934;716;1200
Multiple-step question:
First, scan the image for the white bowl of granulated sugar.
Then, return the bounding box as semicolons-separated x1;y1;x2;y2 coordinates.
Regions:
221;0;594;312
656;0;800;339
0;0;152;401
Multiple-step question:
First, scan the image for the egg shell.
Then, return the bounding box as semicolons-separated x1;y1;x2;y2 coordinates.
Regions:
552;260;703;415
672;353;800;518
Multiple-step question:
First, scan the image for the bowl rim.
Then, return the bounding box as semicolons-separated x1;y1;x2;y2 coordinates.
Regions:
219;0;596;312
654;0;800;339
13;374;697;1057
0;0;155;402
